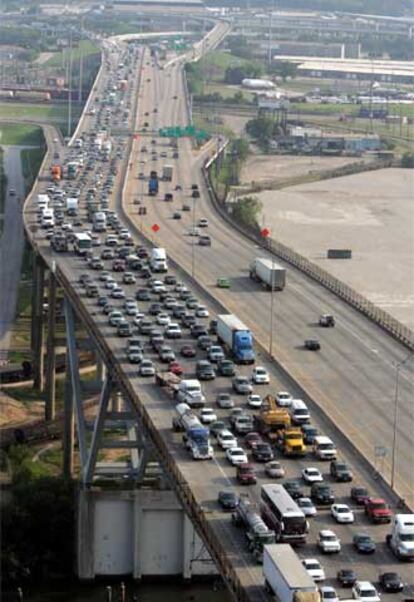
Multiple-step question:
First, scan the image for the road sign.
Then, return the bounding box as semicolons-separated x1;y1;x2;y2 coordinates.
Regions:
374;446;388;458
151;224;160;233
261;227;271;238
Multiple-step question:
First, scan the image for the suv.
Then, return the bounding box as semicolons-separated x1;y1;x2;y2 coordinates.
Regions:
311;483;335;505
196;360;216;380
237;463;257;485
232;375;253;394
330;460;353;482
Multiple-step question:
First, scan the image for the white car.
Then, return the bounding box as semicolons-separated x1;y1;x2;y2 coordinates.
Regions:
226;447;248;466
111;286;125;299
297;497;317;517
302;559;325;582
125;302;139;316
139;359;155;377
108;311;123;326
276;391;293;406
105;279;117;290
217;430;238;450
198;218;209;227
188;226;200;236
152;281;167;294
133;313;145;325
127;347;143;364
352;582;380;602
216;393;234;409
331;503;355;524
195;305;209;318
156;312;171;326
247;394;263;408
302;467;323;484
165;323;182;338
200;408;217;424
320;586;339;602
265;460;285;478
208;345;225;362
317;529;341;554
252;366;270;384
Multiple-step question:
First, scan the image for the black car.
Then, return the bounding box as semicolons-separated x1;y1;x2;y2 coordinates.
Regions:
330;460;353;482
350;486;369;505
148;303;162;316
197;335;214;350
218;490;239;510
305;338;321;350
196;360;215;381
337;569;357;587
301;424;319;445
181;314;197;328
252;443;274;462
136;289;151;301
209;319;218;334
217;359;236;377
164;275;177;285
180;344;196;358
97;296;109;307
283;480;304;500
353;533;376;554
191;324;208;338
209;421;227;437
311;483;335;505
379;572;404;593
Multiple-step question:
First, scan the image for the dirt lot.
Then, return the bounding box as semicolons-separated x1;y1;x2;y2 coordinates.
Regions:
256;168;414;329
240;155;361;187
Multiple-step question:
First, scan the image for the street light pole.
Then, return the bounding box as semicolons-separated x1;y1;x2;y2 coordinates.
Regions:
191;196;196;278
269;239;275;357
391;352;413;489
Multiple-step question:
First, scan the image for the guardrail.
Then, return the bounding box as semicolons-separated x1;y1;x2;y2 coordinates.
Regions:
203;163;414;351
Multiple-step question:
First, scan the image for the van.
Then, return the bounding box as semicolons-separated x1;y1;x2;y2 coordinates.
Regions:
313;435;337;460
290;399;310;425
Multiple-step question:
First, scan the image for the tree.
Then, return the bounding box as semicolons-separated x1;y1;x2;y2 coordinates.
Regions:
401;152;414;168
246;117;276;142
224;63;262;85
231;138;250;162
271;61;298;82
232;196;262;229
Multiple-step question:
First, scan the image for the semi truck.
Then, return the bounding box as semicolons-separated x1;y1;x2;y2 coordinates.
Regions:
148;170;159;196
175;379;205;408
51;164;61;182
216;314;255;364
93;211;107;232
386;514;414;560
162;164;173;181
232;495;275;562
250;258;286;291
149;247;167;272
173;403;213;460
263;544;320;602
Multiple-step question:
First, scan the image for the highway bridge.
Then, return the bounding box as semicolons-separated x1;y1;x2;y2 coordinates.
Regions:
19;16;413;602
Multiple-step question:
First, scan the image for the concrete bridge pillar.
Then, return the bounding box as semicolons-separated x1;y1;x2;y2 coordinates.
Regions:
31;256;45;391
63;369;74;479
45;271;57;421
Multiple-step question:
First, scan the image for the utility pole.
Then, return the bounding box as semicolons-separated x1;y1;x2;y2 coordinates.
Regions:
78;19;84;104
67;33;73;139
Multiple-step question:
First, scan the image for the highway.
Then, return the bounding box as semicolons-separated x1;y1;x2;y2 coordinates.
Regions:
123;53;414;508
22;23;413;602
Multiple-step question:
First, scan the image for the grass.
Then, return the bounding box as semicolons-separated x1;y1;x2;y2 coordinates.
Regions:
0;147;5;234
45;40;100;67
21;146;46;194
203;82;255;102
0;104;82;137
0;122;44;146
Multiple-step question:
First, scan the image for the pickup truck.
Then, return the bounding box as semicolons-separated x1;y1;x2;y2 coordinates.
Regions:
237;463;257;485
365;497;392;523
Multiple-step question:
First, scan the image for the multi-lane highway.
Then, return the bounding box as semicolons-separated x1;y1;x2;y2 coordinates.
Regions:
123;54;414;508
22;21;414;602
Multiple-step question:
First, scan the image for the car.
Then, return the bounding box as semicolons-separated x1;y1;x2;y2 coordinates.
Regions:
305;338;321;350
165;323;182;339
337;569;358;587
331;503;355;524
252;443;273;462
319;586;339;602
378;573;404;593
226;447;248;466
125;302;139;316
302;559;325;582
276;391;293;407
156;312;171;326
352;581;380;602
108;311;124;326
318;529;341;554
217;359;235;376
199;235;211;246
319;314;335;327
265;460;285;478
159;346;175;363
229;408;245;427
188;226;200;237
352;532;377;554
148;303;162;316
169;361;183;376
311;483;335;505
9;188;16;196
136;288;151;301
191;324;208;338
198;218;209;227
164;275;177;286
218;490;239;510
364;497;392;523
197;335;214;350
243;432;262;450
123;272;136;284
217;430;238;450
200;408;217;424
252;366;270;384
237;463;257;485
172;211;181;220
297;497;317;517
232;375;253;395
180;344;196;358
138;359;155;377
350;486;369;505
283;480;304;500
302;467;323;484
111;286;125;299
208;345;225;363
196;360;215;380
195;305;209;318
127;346;143;364
217;277;231;288
215;392;234;409
301;424;319;445
247;394;263;409
330;460;353;482
209;420;227;438
182;314;197;329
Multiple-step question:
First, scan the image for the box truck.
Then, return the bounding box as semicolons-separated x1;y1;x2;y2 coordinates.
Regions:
163;164;173;181
250;258;286;291
263;544;320;602
149;247;167;272
217;314;255;364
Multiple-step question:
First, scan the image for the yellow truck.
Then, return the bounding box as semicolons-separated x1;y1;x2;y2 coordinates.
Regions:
254;395;291;442
275;427;307;457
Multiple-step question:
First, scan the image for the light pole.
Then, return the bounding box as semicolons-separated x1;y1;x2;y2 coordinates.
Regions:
191;195;196;278
391;352;414;489
260;227;274;356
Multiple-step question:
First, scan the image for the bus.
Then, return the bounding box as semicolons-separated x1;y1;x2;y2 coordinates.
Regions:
74;232;92;256
261;484;308;545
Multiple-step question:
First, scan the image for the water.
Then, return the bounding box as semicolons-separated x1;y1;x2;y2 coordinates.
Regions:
4;581;232;602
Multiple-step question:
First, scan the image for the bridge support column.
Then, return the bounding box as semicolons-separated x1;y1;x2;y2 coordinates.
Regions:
77;489;95;579
63;368;74;478
45;271;57;421
32;256;45;391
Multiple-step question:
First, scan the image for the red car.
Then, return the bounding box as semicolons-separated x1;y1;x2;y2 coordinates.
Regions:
169;361;183;376
244;432;263;450
364;497;392;523
180;344;196;358
237;463;257;485
112;259;126;272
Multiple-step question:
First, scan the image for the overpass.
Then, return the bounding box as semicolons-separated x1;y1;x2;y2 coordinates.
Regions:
19;16;414;601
